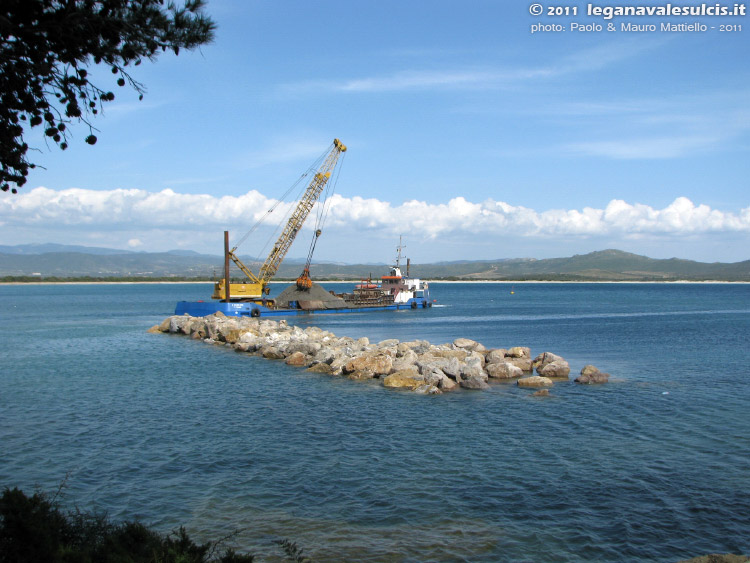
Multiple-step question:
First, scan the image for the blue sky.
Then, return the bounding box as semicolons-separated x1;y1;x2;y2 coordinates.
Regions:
2;0;749;264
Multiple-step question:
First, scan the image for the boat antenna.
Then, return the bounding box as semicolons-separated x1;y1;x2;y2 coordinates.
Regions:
395;236;405;268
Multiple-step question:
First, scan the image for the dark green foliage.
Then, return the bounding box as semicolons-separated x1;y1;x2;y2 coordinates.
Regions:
0;487;69;562
0;487;255;563
1;0;216;194
274;539;311;563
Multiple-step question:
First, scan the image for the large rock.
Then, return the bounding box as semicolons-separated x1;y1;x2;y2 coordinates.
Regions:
453;337;480;350
285;351;309;366
506;356;533;372
537;360;570;378
486;362;523;379
307;363;334;375
431;349;468;361
169;315;192;334
460;374;490;390
485;348;508;364
383;371;425;390
506;346;531;358
575;365;610;384
414;384;441;394
517;376;553;388
416;355;460;380
343;353;393;377
460;356;486;380
438;376;458;391
392;350;419;372
532;351;565;370
440;357;462;379
260;345;286;360
422;370;445;387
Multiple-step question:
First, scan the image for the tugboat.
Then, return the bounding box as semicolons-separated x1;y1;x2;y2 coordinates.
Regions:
335;240;430;310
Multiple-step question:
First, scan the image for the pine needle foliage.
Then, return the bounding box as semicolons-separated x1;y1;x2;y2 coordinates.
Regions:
0;0;216;194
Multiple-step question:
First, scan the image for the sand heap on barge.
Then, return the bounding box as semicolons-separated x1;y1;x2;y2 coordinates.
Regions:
274;283;348;310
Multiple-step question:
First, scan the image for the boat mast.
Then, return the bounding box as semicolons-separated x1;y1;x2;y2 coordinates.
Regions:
395;236;406;268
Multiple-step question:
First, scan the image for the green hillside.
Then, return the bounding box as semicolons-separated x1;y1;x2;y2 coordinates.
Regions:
1;247;749;282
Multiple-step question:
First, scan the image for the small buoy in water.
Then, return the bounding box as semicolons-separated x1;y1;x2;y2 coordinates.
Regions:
662;391;669;395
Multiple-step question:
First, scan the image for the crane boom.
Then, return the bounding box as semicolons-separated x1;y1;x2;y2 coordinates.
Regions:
259;140;345;283
212;139;346;302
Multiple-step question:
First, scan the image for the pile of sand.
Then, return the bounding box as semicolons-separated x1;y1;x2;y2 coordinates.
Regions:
274;282;348;310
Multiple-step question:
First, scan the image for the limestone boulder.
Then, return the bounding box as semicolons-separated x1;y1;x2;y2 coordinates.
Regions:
485;349;508;364
438;376;458;391
260;345;286;360
517;376;553;388
383;371;425;390
392;349;419;372
169;315;191;334
286;341;321;357
422;370;444;387
285;351;309;367
460;356;486;380
431;349;469;361
506;356;533;372
537;360;570;378
343;354;393;377
307;363;334;375
533;351;565;370
328;355;351;376
575;365;610;384
486;362;523;379
414;384;441;394
453;337;480;350
460;374;490;390
506;346;531;359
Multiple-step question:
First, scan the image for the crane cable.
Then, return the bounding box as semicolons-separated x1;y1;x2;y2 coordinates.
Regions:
303;151;346;269
229;143;332;261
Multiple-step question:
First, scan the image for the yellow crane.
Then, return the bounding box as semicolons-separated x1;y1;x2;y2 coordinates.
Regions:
212;138;346;302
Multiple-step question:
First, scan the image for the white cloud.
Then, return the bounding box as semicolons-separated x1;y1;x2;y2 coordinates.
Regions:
564;136;721;160
281;39;660;96
3;187;749;242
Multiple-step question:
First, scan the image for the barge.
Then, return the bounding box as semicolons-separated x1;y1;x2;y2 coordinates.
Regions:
175;247;432;318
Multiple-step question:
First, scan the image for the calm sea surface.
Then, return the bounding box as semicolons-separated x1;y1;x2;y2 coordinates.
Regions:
1;282;749;562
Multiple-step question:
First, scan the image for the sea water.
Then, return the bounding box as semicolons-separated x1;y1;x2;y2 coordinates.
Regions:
1;282;748;562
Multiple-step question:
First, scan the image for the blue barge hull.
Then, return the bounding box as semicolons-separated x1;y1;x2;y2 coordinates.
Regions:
175;297;432;318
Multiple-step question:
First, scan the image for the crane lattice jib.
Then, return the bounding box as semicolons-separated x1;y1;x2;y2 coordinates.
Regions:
257;139;346;285
229;251;261;285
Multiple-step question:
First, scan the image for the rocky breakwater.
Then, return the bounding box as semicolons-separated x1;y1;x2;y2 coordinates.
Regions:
150;314;610;395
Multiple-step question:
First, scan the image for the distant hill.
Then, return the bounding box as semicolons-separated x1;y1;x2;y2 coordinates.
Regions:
0;243;137;255
409;250;750;281
0;245;748;281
